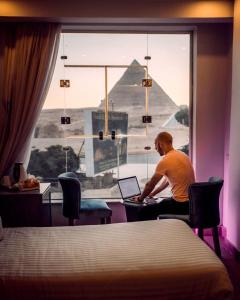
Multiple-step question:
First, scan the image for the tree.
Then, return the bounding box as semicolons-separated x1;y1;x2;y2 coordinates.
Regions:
27;145;79;179
175;107;189;126
178;144;189;156
41;123;63;138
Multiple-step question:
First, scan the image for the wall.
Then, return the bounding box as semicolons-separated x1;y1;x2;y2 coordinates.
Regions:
225;0;240;251
0;1;234;234
0;0;233;20
193;23;232;223
42;202;127;226
194;24;232;183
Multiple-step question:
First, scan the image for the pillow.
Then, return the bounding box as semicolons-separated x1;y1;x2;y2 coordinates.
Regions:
0;216;3;241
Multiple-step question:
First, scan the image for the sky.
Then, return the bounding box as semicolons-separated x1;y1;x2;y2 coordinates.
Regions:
44;33;190;109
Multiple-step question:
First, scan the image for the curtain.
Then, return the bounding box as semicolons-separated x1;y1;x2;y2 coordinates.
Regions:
0;23;61;178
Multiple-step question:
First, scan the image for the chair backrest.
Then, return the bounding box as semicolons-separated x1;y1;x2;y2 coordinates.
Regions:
208;176;223;183
58;172;81;219
189;178;223;228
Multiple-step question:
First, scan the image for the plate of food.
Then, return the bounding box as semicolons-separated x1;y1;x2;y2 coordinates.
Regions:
12;177;40;191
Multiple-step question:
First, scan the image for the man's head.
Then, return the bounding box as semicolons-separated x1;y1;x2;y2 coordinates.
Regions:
155;132;173;156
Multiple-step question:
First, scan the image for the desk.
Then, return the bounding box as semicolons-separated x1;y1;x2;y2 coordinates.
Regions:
123;198;165;222
123;201;146;222
0;183;52;227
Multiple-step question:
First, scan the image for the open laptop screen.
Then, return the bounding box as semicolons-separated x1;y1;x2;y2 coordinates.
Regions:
118;176;141;200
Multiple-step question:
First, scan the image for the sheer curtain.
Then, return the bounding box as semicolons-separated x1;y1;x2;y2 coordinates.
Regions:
0;23;61;178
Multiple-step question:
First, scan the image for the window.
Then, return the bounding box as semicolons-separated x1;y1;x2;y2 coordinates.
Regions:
28;33;191;199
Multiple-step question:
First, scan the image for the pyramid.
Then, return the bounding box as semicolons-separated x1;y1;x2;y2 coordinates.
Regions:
100;59;178;115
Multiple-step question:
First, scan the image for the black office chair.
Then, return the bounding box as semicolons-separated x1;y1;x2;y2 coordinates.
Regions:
158;177;223;258
58;172;112;226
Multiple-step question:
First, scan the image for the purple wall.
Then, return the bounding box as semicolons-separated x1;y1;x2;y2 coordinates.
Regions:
225;0;240;251
193;23;232;224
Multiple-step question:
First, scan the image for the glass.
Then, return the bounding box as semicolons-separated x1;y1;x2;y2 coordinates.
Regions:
28;32;191;200
147;34;190;155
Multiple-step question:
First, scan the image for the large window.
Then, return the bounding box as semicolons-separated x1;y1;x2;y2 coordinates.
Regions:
28;33;191;199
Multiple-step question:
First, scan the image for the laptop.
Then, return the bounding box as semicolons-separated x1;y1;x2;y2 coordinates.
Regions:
117;176;157;204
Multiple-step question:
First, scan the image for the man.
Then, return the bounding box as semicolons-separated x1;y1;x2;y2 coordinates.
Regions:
134;132;195;220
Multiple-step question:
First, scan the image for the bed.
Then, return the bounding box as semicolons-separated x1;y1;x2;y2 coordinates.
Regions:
0;219;233;300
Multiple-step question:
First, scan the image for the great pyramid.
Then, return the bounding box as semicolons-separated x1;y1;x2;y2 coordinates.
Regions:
100;59;178;115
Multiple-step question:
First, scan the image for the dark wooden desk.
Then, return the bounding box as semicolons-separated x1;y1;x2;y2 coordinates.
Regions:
123;199;165;222
0;183;51;227
123;201;146;222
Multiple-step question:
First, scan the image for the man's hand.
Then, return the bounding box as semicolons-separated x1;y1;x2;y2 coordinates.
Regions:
132;195;143;202
130;173;163;203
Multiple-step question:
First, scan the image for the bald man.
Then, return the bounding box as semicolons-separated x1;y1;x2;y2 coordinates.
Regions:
134;132;195;220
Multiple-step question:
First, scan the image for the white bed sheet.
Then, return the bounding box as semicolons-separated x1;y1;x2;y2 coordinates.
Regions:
0;219;233;300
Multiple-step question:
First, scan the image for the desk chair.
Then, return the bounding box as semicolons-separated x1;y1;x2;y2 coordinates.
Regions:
158;177;223;258
58;172;112;226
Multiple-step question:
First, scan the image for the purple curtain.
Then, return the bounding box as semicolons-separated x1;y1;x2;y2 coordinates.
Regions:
0;23;60;178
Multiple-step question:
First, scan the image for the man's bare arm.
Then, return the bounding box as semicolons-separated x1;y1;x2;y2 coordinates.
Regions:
149;177;169;197
138;173;163;202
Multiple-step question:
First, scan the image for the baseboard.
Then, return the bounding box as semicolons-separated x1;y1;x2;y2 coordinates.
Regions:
223;238;240;261
219;225;227;238
217;226;240;260
200;226;240;260
202;225;225;237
